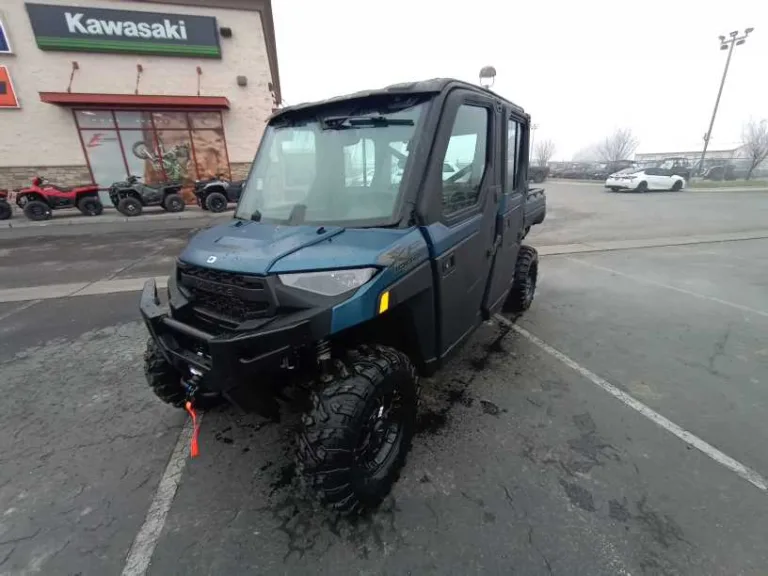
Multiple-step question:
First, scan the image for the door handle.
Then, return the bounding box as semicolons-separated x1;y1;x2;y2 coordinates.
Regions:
442;254;456;275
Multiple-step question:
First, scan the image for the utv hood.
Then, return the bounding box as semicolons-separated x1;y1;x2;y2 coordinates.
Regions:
179;220;415;275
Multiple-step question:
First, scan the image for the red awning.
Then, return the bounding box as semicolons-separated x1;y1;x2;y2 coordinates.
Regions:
39;92;230;110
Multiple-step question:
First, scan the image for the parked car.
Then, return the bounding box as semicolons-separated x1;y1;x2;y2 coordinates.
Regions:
605;167;686;192
702;164;747;181
561;165;591;179
108;175;184;217
588;163;612;181
194;175;244;213
15;177;103;221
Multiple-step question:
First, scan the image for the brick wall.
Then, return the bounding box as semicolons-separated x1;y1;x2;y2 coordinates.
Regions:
2;0;273;168
230;162;251;181
0;166;92;191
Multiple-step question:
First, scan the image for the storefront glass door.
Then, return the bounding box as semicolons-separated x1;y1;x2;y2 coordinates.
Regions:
74;109;232;203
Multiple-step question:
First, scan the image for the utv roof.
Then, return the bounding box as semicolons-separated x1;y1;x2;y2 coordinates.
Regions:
272;78;526;120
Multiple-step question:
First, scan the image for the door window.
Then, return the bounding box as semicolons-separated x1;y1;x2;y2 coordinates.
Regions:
506;119;522;193
81;130;126;190
441;104;489;216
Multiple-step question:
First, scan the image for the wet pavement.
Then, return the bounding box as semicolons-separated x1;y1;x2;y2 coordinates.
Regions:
1;182;767;575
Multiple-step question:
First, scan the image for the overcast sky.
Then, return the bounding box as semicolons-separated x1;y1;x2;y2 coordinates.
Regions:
272;0;766;160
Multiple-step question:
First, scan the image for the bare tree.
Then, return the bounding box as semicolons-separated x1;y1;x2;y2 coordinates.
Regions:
534;139;556;167
598;128;639;162
742;119;768;180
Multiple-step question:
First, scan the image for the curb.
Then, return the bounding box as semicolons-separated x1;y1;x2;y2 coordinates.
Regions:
536;230;768;256
687;187;768;193
0;208;228;229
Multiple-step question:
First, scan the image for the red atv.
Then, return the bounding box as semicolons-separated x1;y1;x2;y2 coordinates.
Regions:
0;189;11;220
16;177;104;221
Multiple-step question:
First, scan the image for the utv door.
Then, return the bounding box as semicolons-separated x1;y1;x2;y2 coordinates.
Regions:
422;90;501;356
482;112;527;314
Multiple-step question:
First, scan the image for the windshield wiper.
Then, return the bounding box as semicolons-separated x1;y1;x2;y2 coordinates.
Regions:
322;115;414;130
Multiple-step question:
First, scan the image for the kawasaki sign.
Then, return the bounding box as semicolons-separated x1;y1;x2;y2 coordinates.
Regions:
25;3;221;58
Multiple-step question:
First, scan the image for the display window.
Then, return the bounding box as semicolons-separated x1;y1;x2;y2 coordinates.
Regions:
74;109;232;202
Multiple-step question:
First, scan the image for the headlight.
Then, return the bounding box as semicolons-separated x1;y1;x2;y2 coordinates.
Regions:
279;268;377;296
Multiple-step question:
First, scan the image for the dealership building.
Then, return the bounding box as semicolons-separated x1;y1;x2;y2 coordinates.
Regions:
0;0;280;200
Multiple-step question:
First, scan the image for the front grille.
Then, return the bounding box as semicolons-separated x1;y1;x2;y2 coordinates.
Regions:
191;291;270;321
181;265;265;289
178;262;273;322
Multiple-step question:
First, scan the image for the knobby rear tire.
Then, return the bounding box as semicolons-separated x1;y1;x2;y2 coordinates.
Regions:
505;245;539;313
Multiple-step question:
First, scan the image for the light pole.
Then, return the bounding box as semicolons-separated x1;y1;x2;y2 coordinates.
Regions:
530;124;539;161
698;28;754;175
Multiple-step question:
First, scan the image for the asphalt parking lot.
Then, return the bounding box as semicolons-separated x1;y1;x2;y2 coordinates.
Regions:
1;181;767;575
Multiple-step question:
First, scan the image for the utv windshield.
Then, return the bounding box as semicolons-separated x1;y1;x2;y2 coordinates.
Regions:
235;98;430;226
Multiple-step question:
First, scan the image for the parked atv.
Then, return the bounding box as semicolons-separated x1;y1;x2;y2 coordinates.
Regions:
15;177;103;221
140;78;546;515
193;175;243;213
0;190;12;220
658;157;692;182
108;175;185;217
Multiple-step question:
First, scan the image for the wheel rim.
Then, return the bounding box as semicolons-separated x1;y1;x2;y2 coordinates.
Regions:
357;390;404;473
212;198;225;210
30;204;46;218
126;202;138;214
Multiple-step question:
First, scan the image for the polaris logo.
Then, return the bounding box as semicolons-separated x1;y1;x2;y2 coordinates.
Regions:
65;12;187;40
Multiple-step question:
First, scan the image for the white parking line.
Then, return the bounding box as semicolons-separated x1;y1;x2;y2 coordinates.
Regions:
566;257;768;319
122;418;197;576
0;277;168;303
495;315;768;493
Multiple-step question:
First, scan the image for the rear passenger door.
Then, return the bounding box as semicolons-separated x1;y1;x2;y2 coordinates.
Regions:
644;167;665;190
482;112;526;314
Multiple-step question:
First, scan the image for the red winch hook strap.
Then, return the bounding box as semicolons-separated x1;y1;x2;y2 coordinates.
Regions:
184;401;201;458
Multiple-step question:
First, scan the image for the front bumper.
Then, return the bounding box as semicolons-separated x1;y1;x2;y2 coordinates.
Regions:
140;278;330;391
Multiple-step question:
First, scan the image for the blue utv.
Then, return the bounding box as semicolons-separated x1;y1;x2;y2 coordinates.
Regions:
140;78;546;514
